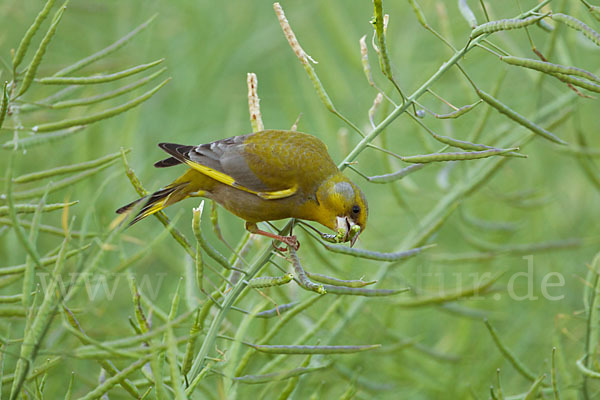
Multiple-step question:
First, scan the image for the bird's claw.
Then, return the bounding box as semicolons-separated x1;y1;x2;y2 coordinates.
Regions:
272;235;300;252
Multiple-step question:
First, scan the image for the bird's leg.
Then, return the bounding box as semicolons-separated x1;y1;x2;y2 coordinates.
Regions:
245;222;299;251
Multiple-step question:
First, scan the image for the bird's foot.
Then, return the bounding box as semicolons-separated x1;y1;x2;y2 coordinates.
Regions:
272;235;300;252
246;222;300;251
282;235;300;250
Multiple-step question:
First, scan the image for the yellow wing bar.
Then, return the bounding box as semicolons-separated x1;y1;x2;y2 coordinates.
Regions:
184;159;297;200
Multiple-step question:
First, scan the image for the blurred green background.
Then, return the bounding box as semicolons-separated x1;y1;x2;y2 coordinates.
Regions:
2;0;600;398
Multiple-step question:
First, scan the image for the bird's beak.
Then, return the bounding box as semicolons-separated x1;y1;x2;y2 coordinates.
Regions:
335;216;361;247
349;226;361;247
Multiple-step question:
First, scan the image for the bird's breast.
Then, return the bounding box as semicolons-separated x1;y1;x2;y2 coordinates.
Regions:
208;182;307;223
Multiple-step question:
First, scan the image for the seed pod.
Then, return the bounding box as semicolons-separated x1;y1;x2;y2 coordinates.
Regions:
251;344;381;354
552;13;600;47
17;2;68;98
37;59;164;85
407;0;428;27
255;302;298;318
32;78;170;132
458;0;477;29
0;83;8;130
289;248;326;294
470;14;547;39
192;201;234;270
359;35;374;86
477;89;567;145
248;274;294;288
500;56;600;84
305;271;376;288
435;100;482;119
367;164;426;183
318;242;435;261
400;148;519;163
551;73;600;93
321;285;409;297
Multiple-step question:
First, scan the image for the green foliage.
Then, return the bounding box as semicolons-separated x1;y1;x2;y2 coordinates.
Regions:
1;0;600;399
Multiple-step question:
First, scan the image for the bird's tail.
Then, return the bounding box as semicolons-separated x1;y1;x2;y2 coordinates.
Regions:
116;181;192;226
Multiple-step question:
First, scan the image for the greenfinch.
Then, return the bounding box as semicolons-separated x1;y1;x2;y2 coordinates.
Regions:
117;130;368;248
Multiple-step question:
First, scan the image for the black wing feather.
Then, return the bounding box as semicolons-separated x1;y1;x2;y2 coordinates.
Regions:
154;156;181;168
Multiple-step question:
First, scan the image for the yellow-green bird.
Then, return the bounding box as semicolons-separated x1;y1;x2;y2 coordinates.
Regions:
117;130;368;248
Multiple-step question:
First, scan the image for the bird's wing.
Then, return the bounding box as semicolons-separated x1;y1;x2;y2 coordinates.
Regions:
158;133;304;200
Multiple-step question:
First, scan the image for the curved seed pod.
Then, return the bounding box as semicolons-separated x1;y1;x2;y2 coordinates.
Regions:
552;13;600;47
318;242;435;261
435;100;482;119
9;232;70;398
2;126;86;150
477;89;567;145
247;72;263;132
194;247;203;292
52;67;166;109
367;163;427;183
305;271;376;288
0;82;8;130
400;148;519;163
524;375;546;398
470;14;547;39
14;150;126;183
251;344;381;354
410;112;525;157
289;248;326;294
500;56;600;84
38;59;163;85
192;201;234;271
16;1;68;98
551;73;600;93
273;2;364;138
234;295;322;377
13;162;117;200
255;302;298;318
181;310;201;376
0;218;93;238
458;0;477;28
0;294;23;303
321;285;409;297
484;319;538;382
31;78;170;132
19;86;79;113
53;14;158;77
407;0;428;27
12;0;57;70
277;354;312;399
359;35;374;86
248;274;294;288
397;273;500;306
537;18;555;32
0;201;78;217
373;0;400;92
577;356;600;378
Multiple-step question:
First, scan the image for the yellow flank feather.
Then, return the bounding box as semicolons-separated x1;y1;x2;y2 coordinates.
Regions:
184;160;236;186
257;185;298;200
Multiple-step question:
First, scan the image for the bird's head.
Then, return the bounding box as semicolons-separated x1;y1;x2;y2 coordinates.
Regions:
315;174;368;246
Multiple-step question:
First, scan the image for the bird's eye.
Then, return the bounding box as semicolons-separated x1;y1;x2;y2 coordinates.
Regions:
352;205;360;214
